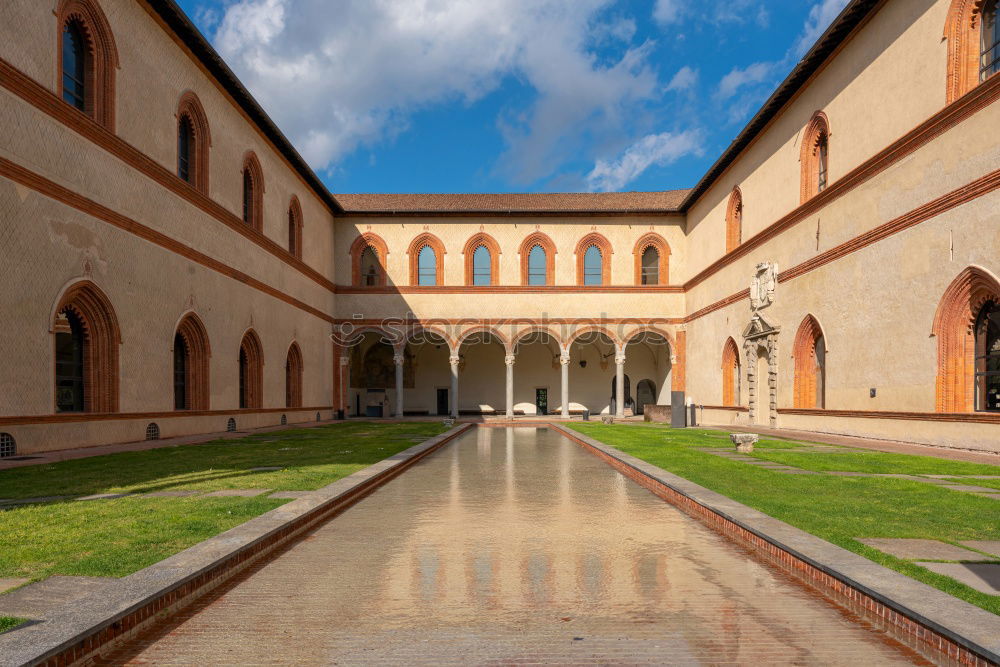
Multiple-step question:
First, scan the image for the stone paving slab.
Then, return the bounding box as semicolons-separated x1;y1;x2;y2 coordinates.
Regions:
0;577;119;619
962;541;1000;557
143;490;202;498
248;467;283;472
268;491;312;499
977;493;1000;500
826;471;875;477
203;489;272;497
936;484;1000;493
76;493;135;501
857;538;985;561
915;563;1000;595
0;579;29;594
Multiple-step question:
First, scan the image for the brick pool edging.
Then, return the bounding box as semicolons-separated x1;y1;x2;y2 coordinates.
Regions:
0;422;474;667
551;424;1000;667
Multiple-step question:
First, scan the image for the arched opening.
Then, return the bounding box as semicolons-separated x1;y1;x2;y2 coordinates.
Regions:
456;331;507;414
350;233;388;287
754;344;769;426
176;92;211;193
57;0;118;129
238;330;263;409
418;246;436;285
286;343;303;408
53;281;120;413
933;267;1000;412
241;152;264;232
287;197;303;259
726;187;743;253
463;233;501;286
975;300;1000;411
640;247;659;285
347;330;413;417
174;313;210;410
583;246;603;285
800;112;831;203
633;233;669;285
473;246;491;285
576;233;612;285
404;330;451;415
519;232;556;285
513;330;562;415
722;337;741;406
527;246;547;285
407;233;445;286
793;315;827;409
360;247;380;286
945;0;1000;102
623;331;672;415
567;329;618;414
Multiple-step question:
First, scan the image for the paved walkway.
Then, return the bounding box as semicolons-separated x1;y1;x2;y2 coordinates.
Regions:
100;427;927;665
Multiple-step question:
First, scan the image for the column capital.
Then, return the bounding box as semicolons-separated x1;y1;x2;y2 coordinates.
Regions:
339;356;350;366
393;353;405;366
559;354;570;365
449;354;461;366
504;354;516;366
614;354;626;366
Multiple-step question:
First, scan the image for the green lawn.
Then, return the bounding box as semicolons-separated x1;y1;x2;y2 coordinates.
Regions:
0;422;446;582
0;617;24;633
566;422;1000;615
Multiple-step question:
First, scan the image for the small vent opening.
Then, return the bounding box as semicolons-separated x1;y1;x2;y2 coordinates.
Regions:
0;433;16;458
226;417;237;433
280;414;287;425
145;423;160;441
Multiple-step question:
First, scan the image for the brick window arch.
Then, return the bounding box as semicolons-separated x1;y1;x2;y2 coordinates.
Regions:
722;337;741;407
52;280;120;413
945;0;999;103
287;196;303;259
792;315;827;409
800;111;831;204
56;0;118;130
285;342;303;408
575;232;612;286
932;266;1000;412
725;187;743;253
174;313;211;410
241;151;264;232
238;329;264;409
176;91;211;193
463;232;501;286
350;232;388;286
633;233;670;285
407;232;445;286
519;232;556;286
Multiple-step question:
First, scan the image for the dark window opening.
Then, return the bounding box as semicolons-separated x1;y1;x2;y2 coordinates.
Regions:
817;134;829;193
242;169;254;225
178;116;194;183
641;246;659;285
62;21;87;111
174;333;188;410
288;209;297;256
239;346;248;409
975;300;1000;411
982;0;1000;82
55;309;85;412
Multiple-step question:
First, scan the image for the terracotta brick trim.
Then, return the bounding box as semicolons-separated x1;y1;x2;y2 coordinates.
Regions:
285;342;303;408
932;266;1000;412
238;329;264;409
174;312;211;411
799;111;831;204
574;232;612;286
565;325;621;349
56;0;119;132
777;407;1000;424
632;232;670;285
176;91;210;194
722;337;740;406
792;314;826;409
945;0;992;104
53;280;121;414
406;232;445;286
349;232;388;287
518;231;556;286
725;187;742;253
462;232;501;286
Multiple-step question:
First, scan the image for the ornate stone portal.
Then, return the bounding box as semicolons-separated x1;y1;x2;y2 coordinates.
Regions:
742;262;780;427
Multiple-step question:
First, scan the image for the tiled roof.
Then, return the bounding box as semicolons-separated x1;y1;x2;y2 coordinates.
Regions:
336;190;691;214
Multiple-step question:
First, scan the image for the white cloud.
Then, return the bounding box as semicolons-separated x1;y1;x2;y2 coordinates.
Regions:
212;0;662;184
715;61;774;101
666;65;698;92
652;0;683;25
793;0;850;57
586;130;702;191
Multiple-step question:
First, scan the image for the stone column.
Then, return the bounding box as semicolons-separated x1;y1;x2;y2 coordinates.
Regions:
393;351;404;418
339;355;350;417
615;350;626;418
560;352;570;418
449;354;460;418
505;354;515;420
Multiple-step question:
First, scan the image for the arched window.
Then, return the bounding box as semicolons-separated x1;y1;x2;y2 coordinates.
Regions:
519;232;556;285
176;92;211;193
241;152;264;232
726;187;743;253
933;267;1000;412
407;233;445;286
632;233;669;285
800;112;831;203
640;248;659;285
473;246;492;285
286;343;303;408
793;315;826;409
462;233;501;286
57;0;118;130
287;197;303;258
946;0;1000;102
350;233;388;287
52;281;120;413
174;313;210;410
239;330;263;409
576;233;612;285
528;246;547;285
722;338;741;407
975;301;1000;411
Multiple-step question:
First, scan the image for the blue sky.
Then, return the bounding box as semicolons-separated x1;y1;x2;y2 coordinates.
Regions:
174;0;848;194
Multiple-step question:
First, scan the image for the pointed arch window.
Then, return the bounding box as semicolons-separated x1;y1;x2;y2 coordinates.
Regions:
519;232;555;286
54;309;86;412
726;187;743;253
174;333;188;410
286;343;303;408
528;246;547;285
982;0;1000;80
473;246;492;286
640;247;659;285
462;233;501;286
722;338;741;407
62;21;87;111
239;330;263;409
52;281;120;413
287;197;303;258
56;0;118;129
576;233;612;286
350;233;388;287
241;152;264;232
174;314;210;410
177;116;193;183
176;92;211;193
800;112;831;203
407;233;445;286
793;315;826;409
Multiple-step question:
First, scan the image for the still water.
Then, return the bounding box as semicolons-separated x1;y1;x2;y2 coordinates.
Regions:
110;427;923;665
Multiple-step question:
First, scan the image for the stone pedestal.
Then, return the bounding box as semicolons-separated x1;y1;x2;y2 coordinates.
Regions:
601;415;615;425
730;433;759;453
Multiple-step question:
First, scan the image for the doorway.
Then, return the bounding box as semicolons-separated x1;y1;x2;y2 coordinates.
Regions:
635;379;655;416
535;388;548;415
436;388;449;416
